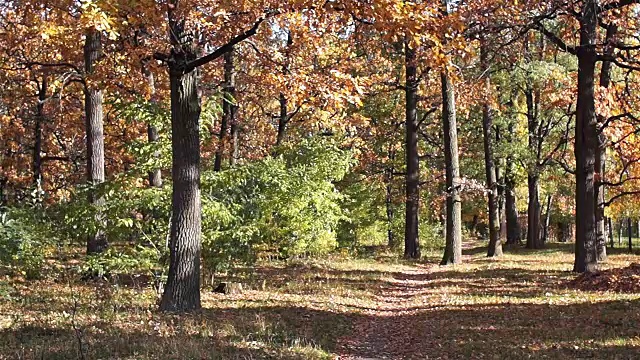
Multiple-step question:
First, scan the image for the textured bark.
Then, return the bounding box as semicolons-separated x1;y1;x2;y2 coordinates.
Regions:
526;174;541;249
481;44;502;258
160;5;202;311
440;70;462;265
595;24;616;262
403;40;420;259
160;63;202;312
573;1;599;273
84;28;107;255
142;63;162;188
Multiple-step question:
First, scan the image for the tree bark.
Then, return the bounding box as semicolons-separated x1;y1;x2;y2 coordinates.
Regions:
526;174;541;248
440;70;462;265
573;1;599;273
33;76;47;190
595;24;616;262
386;148;396;247
481;43;502;258
223;47;239;167
628;217;633;253
542;194;553;243
142;62;162;188
505;122;520;244
160;5;202;311
608;217;614;248
403;39;420;259
84;28;107;255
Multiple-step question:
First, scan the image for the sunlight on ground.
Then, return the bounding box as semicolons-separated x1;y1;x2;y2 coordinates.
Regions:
1;242;639;359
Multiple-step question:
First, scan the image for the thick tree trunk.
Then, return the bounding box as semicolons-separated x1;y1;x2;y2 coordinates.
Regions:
403;40;420;259
526;174;541;248
160;62;202;312
160;5;202;310
84;28;107;254
440;70;462;265
481;44;502;258
573;1;599;273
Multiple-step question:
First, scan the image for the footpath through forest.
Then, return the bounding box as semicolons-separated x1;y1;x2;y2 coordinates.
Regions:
2;241;640;359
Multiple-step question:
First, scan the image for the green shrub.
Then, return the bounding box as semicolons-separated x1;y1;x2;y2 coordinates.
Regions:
0;208;53;279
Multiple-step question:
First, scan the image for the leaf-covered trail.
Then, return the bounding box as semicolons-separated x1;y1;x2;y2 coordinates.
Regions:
334;244;640;360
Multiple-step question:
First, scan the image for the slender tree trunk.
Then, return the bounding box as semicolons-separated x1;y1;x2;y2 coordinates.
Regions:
160;6;202;311
608;217;614;248
222;48;239;167
628;217;633;253
142;63;162;188
573;1;599;273
386;148;396;247
481;44;502;258
214;49;237;171
542;195;553;243
33;76;47;190
403;39;420;259
505;122;520;244
618;219;623;246
440;70;462;265
595;24;616;262
84;28;107;254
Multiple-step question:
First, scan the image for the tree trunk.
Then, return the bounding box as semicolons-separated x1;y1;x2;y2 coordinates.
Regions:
33;76;47;190
142;63;162;188
542;195;552;243
386;148;395;247
608;217;614;248
618;219;623;246
214;49;237;171
403;39;420;259
481;43;502;258
223;48;239;167
160;6;202;311
573;1;599;273
84;28;107;255
628;217;633;253
440;70;462;265
595;24;616;262
526;174;541;249
505;122;520;244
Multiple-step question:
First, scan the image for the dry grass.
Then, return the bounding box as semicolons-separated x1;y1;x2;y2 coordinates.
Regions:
1;242;639;359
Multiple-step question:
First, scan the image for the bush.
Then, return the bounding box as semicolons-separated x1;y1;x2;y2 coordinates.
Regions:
200;137;353;271
0;208;53;279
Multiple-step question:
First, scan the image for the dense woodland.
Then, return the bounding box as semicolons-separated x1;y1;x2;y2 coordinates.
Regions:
1;0;640;358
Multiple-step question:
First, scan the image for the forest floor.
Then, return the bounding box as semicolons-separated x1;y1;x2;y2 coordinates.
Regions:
1;241;640;359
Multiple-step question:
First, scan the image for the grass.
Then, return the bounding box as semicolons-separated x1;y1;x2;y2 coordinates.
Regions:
1;241;639;359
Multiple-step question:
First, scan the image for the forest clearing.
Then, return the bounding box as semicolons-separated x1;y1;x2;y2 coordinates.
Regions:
2;0;640;359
